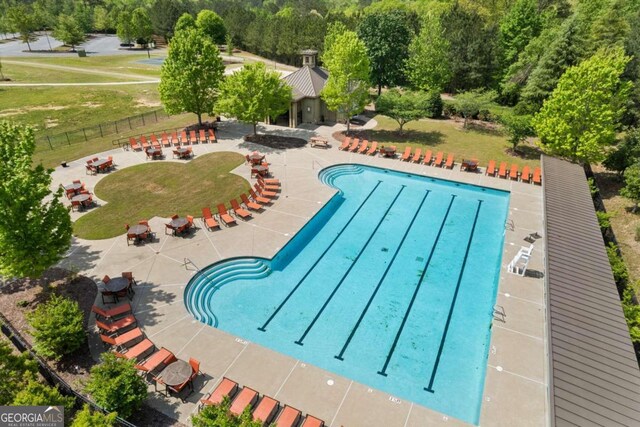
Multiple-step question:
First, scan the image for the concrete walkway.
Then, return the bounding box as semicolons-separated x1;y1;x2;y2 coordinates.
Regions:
55;120;547;427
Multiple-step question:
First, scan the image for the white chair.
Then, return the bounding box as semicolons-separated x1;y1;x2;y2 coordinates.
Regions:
507;253;530;276
517;244;534;257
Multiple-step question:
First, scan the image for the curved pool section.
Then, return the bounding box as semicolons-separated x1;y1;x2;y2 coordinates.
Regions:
185;164;510;425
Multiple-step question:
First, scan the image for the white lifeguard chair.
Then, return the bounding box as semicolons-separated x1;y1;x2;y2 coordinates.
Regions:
507;244;534;276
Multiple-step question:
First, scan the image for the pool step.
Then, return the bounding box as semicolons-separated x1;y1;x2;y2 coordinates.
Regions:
185;258;271;325
319;165;364;189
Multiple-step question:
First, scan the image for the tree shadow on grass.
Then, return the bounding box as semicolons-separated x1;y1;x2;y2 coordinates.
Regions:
593;170;625;200
366;128;446;147
465;122;504;137
511;144;544;161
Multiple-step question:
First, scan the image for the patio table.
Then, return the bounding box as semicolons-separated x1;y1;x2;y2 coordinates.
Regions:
104;277;129;293
175;148;189;158
380;146;397;157
252;165;269;176
128;224;148;241
310;136;329;148
64;183;83;193
146;148;161;159
93;159;111;172
71;193;92;205
169;217;189;229
157;359;192;387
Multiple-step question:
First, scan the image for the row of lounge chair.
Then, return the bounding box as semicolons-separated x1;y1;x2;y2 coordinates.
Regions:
338;137;379;155
486;160;541;184
129;129;216;151
200;377;324;427
202;177;281;229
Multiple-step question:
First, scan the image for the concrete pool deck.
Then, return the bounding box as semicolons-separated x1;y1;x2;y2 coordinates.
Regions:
53;120;547;426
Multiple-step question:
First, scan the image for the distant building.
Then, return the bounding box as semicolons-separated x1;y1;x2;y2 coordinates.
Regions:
275;50;338;127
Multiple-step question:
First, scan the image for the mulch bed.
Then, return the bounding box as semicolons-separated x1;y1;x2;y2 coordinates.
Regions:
0;268;185;427
244;133;307;149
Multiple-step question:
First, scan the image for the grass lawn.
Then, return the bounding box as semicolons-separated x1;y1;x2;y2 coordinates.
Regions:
73;152;248;239
0;63;134;83
368;116;541;169
9;54;163;78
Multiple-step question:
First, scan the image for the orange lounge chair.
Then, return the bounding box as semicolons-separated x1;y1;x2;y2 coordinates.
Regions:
151;134;161;149
338;137;351;150
208;129;216;142
253;396;279;425
241;194;263;211
201;207;220;231
201;377;239;407
422;150;433;165
262;177;280;186
486;160;496;176
401;147;412;161
96;315;136;335
301;415;325;427
258;178;279;192
357;140;369;154
161;133;171;147
367;141;378;155
180;131;189;145
433;151;444;167
498;162;508;179
171;131;180;146
114;338;154;361
348;138;360;152
250;188;272;204
199;129;207;143
189;130;198;144
92;303;132;320
275;405;301;427
129;137;142;151
230;199;252;219
217;204;237;226
135;347;175;374
509;164;519;180
254;183;277;198
100;327;143;349
444;153;454;169
230;387;259;416
140;136;151;150
533;167;542;185
412;148;422;163
521;165;531;183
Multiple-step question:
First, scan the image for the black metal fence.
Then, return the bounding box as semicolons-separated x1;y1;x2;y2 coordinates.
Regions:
0;312;137;427
36;109;170;151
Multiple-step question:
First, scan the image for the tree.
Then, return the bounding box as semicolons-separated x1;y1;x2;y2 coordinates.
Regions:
196;10;226;44
357;10;412;95
225;33;234;56
499;0;542;72
174;13;195;33
453;90;497;128
405;15;451;93
192;397;262;427
149;0;187;41
0;338;37;405
321;30;370;133
217;62;292;136
621;162;640;212
52;15;85;51
590;0;630;51
603;128;640;176
116;11;134;45
27;294;85;360
159;28;225;126
0;122;72;278
499;113;534;152
131;7;153;46
71;405;118;427
93;6;112;33
376;89;431;134
532;48;631;163
13;379;74;416
6;5;39;51
85;353;147;419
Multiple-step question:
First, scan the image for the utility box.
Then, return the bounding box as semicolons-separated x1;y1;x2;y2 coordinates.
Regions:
77;49;86;57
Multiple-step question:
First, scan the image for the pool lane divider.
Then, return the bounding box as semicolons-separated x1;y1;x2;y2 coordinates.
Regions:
258;180;383;332
295;185;407;346
335;189;431;361
425;199;482;393
377;194;457;377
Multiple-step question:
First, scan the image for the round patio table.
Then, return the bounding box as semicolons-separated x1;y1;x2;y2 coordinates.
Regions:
64;183;83;192
128;224;148;237
71;193;91;203
169;217;189;229
146;148;161;159
253;165;269;175
380;146;397;157
158;360;192;387
104;277;129;293
248;153;265;164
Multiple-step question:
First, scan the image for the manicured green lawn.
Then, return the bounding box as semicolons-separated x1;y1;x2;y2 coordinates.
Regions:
73;152;248;239
11;54;163;78
370;116;541;168
0;63;133;83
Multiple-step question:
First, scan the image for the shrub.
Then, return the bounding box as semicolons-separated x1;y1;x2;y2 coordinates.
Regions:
0;338;38;405
26;294;85;360
606;242;629;286
424;91;443;118
442;100;458;117
596;211;613;230
85;353;147;419
587;177;599;197
192;396;261;427
71;405;118;427
622;286;640;344
13;379;74;416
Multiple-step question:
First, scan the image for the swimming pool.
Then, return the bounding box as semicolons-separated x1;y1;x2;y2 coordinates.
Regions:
185;164;510;424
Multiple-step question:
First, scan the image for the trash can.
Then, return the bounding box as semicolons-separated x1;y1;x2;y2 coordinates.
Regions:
77;49;86;57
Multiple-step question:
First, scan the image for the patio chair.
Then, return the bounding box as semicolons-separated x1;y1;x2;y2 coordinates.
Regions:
91;303;132;320
498;162;508;179
122;271;137;286
230;387;259;416
367;141;378;155
85;164;96;175
348;138;360;152
165;223;175;235
422;150;433;165
444;153;455;169
521;165;532;183
129;137;142;151
199;129;207;143
532;167;541;185
486;160;497;176
254;183;277;198
338;137;351;150
412;148;422;163
301;415;325;427
135;347;175;377
432;152;444;167
140;136;151;150
509;164;519;180
96;314;137;335
151;134;161;149
258;178;280;192
126;232;137;246
217;204;237;226
241;194;263;211
114;338;155;361
200;377;239;408
71;200;82;211
249;188;272;204
161;133;171;147
401;147;412;161
207;129;216;142
261;176;280;186
180;131;189;145
100;290;117;304
230;199;252;219
357;139;369;154
186;215;195;231
190;130;198;144
252;396;279;425
171;131;180;147
100;327;143;350
201;207;220;231
275;405;302;427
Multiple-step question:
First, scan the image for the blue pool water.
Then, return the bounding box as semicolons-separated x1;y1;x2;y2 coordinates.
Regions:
185;164;510;424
